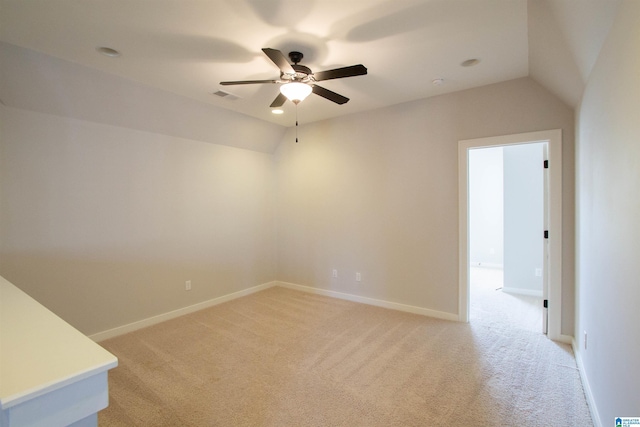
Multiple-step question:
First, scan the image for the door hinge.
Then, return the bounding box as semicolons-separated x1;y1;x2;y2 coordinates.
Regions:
544;160;549;169
544;230;549;239
543;299;548;308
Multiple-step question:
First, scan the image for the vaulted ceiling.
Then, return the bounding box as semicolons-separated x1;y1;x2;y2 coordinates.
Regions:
0;0;621;136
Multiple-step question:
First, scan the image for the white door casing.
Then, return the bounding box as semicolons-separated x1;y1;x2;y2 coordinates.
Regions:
458;129;563;341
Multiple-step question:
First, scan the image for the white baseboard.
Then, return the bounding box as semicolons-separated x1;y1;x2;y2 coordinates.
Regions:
90;281;277;342
555;333;573;345
90;280;459;342
501;286;543;298
275;281;459;322
572;339;601;427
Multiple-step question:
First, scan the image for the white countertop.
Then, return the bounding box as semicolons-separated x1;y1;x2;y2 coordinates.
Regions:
0;275;118;411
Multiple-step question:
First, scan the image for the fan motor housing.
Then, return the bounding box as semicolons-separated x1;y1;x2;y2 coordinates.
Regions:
282;64;312;82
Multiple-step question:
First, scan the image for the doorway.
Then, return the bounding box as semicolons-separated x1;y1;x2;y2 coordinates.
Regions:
468;143;545;333
458;130;563;341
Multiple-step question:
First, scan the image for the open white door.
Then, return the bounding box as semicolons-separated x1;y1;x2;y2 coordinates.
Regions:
542;142;549;334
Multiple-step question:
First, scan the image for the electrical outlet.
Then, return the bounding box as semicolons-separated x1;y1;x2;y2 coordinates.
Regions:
185;280;191;291
584;331;587;350
332;269;338;278
356;272;362;282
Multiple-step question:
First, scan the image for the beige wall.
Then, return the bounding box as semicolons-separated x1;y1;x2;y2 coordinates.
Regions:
575;0;640;423
0;106;276;335
276;77;576;334
1;76;576;338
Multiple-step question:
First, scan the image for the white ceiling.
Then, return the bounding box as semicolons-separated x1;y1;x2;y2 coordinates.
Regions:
0;0;621;130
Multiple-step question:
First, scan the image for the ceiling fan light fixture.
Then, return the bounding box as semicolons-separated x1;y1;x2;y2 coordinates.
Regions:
280;82;312;104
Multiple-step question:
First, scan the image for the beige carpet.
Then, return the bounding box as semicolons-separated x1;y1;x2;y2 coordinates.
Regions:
99;285;592;426
470;266;544;333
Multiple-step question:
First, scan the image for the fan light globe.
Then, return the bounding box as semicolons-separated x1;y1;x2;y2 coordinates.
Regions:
280;82;312;104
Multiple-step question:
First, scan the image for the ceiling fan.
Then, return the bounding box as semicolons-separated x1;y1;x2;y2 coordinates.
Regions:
220;48;367;107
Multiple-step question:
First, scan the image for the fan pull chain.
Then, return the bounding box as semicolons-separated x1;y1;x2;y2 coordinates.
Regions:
295;104;299;143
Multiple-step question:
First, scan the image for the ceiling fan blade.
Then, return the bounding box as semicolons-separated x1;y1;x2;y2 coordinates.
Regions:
312;85;349;105
270;92;287;108
313;64;367;82
220;79;279;85
262;48;295;74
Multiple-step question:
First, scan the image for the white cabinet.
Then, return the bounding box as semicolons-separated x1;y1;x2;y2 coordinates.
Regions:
0;276;118;427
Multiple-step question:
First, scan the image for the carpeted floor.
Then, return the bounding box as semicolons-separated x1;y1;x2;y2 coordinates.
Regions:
98;279;592;426
469;266;544;333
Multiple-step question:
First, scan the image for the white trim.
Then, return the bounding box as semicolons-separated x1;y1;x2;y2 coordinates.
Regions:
458;130;563;340
275;281;459;322
89;281;277;342
556;333;573;345
90;280;461;342
573;339;602;427
501;287;543;298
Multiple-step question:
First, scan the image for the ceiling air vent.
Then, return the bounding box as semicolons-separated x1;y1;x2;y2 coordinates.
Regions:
211;90;239;100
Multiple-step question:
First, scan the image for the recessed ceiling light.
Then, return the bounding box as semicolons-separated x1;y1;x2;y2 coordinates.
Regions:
96;46;121;58
271;109;284;115
461;58;480;67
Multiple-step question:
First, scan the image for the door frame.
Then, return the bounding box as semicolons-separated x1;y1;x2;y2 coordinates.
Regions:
458;129;563;341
